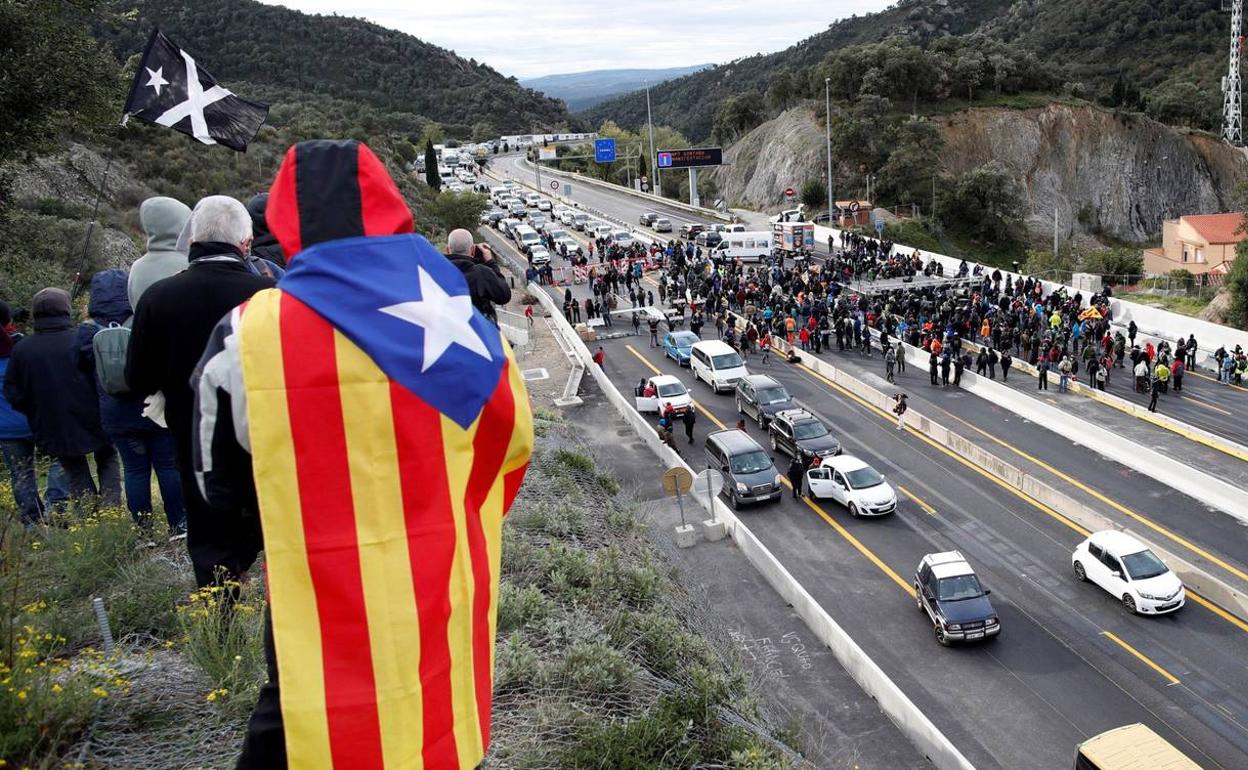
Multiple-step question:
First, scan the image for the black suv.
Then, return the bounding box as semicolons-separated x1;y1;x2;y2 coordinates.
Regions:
768;409;841;460
915;552;1000;646
735;375;793;427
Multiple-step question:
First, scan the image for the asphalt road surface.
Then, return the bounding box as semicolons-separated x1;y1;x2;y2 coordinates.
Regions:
481;232;1248;770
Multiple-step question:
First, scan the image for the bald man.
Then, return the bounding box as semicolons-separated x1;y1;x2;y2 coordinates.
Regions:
444;228;511;323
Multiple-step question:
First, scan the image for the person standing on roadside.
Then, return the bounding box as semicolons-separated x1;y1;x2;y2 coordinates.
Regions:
126;195;274;587
787;454;805;498
1171;356;1184;392
1037;357;1050;390
1000;350;1013;382
682;407;696;444
1148;374;1162;412
893;393;908;430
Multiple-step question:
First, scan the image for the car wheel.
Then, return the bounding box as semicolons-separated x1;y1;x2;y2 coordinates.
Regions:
934;624;951;647
1122;594;1138;614
736;399;744;414
848;503;860;518
915;587;924;612
770;435;778;451
1073;561;1087;582
757;411;766;428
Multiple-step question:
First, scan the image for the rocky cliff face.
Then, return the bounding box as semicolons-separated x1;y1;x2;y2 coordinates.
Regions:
712;103;1248;245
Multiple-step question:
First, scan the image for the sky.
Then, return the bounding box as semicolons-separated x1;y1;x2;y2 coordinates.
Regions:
259;1;895;79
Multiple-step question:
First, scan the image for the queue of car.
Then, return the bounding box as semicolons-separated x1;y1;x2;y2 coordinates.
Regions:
619;329;1188;651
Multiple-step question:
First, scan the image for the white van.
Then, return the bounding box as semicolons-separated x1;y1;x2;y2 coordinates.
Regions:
514;225;542;255
711;231;772;263
690;340;749;393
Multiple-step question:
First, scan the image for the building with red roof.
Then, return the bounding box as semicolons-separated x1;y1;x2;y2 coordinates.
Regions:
1144;212;1247;276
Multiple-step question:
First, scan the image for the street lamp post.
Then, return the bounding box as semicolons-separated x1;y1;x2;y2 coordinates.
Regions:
646;81;659;199
825;78;834;227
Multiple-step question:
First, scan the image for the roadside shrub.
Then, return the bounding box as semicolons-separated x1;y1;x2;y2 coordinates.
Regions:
0;623;130;768
494;633;539;694
176;581;266;720
497;583;550;634
541;642;637;698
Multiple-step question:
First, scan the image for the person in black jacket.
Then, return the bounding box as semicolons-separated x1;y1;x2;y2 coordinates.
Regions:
445;228;510;323
126;195;274;587
4;288;119;512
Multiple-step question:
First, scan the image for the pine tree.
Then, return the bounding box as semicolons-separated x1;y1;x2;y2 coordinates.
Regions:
424;139;441;191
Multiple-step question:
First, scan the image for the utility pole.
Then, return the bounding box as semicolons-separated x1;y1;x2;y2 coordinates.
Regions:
1224;0;1244;146
1053;207;1059;257
825;78;834;226
646;81;659;198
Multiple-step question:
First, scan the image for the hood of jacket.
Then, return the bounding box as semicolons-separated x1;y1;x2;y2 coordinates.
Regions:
246;192;288;267
139;196;192;255
88;269;131;325
266;139;413;262
31;287;72;332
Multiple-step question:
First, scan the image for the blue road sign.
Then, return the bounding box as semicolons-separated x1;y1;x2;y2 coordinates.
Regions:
657;151;673;168
594;138;617;163
875;220;886;236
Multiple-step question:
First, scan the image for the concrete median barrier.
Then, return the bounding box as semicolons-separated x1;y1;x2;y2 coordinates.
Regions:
529;282;976;770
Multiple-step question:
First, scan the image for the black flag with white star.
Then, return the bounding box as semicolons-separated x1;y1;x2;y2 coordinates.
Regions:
122;29;268;152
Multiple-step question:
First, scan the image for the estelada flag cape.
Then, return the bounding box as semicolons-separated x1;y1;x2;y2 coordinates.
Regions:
240;140;532;768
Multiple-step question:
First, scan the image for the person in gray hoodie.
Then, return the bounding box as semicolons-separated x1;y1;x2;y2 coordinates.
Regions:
127;197;192;310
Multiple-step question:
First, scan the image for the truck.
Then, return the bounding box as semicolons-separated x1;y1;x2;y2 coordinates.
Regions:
772;221;815;261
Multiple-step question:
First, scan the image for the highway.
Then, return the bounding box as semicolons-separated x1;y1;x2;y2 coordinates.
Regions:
477;172;1248;768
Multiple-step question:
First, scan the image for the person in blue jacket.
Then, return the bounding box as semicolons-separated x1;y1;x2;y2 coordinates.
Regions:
77;271;186;536
0;301;44;525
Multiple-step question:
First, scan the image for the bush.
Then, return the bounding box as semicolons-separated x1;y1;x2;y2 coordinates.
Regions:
176;582;267;720
0;622;130;768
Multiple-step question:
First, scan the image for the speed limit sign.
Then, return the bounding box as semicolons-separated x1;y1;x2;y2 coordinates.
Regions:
550;180;559;190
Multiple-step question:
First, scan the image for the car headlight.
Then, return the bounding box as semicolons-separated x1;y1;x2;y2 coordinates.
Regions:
946;623;962;631
735;482;749;493
985;616;998;626
1138;591;1166;601
774;474;785;487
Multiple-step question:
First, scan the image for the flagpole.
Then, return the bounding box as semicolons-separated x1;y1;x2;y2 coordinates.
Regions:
71;147;114;298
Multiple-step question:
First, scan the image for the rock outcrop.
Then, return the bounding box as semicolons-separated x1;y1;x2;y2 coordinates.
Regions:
712;102;1248;245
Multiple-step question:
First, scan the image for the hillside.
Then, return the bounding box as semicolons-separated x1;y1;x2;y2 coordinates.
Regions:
94;0;569;134
522;65;713;111
582;0;1016;140
584;0;1229;142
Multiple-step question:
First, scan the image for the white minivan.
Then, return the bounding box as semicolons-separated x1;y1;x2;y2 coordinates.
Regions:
690;340;749;393
711;232;772;263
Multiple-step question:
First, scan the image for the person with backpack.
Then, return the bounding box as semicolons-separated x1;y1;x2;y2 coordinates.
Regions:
126;195;275;587
892;393;908;431
4;288;119;513
77;270;186;536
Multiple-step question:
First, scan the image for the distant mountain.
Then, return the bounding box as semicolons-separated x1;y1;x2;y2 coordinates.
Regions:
522;65;714;112
94;0;569;134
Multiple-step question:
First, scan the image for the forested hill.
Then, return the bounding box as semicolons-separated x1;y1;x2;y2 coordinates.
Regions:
584;0;1228;142
581;0;1014;140
94;0;569;134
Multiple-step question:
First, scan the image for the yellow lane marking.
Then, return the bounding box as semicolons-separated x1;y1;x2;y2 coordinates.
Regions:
930;401;1248;586
1182;394;1233;416
622;342;914;596
898;485;937;515
793;359;1248;636
1100;631;1181;685
622;344;725;429
1188;369;1248;392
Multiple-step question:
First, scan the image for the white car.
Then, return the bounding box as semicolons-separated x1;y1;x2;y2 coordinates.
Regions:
634;375;694;416
525;193;542;208
554;237;582;258
528;214;549;231
804;455;897;517
529;246;552;267
611;230;635;248
498;217;521;236
1072;531;1185;615
559;210;577;226
592;223;613;240
537;199;553;212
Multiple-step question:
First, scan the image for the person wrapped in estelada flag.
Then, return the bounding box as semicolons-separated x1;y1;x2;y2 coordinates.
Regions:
192;139;533;769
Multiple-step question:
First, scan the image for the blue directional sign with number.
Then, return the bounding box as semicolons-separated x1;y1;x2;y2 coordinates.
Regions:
594;138;617;163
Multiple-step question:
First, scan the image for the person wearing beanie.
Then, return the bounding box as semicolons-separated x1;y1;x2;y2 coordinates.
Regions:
4;288;119;512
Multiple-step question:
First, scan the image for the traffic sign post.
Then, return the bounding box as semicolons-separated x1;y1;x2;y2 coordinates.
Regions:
662;466;697;548
550;180;559;191
594;138;617;163
695;468;727;542
875;220;886;236
563;183;572;196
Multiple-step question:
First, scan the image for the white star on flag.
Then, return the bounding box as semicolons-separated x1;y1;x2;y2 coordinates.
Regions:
379;267;492;371
144;66;169;96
